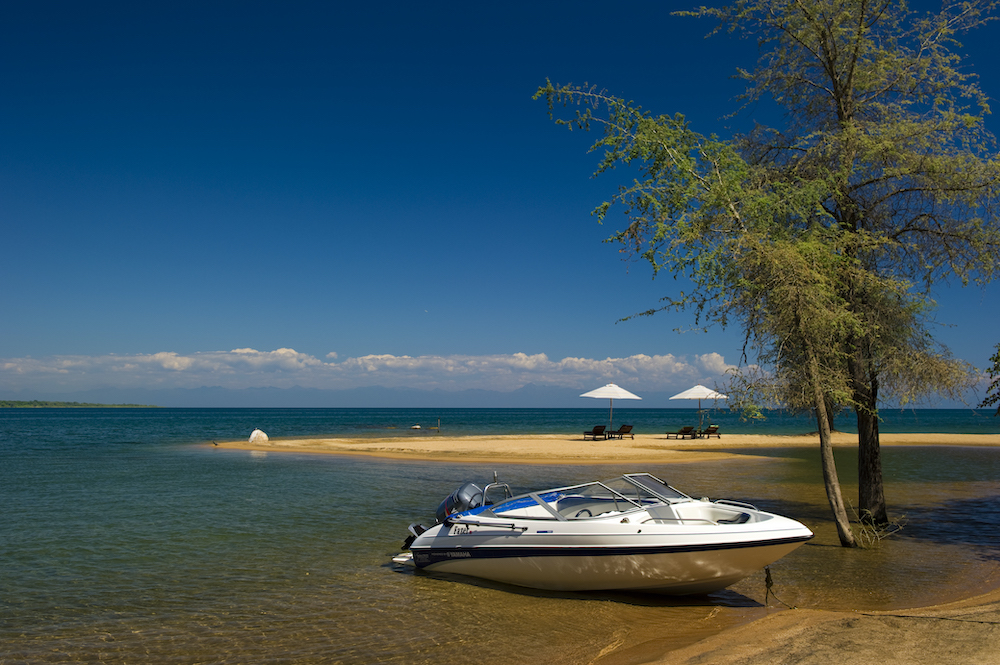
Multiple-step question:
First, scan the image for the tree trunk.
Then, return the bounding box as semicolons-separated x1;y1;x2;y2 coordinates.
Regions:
856;403;886;524
814;398;856;547
806;341;856;547
848;341;888;525
824;393;837;432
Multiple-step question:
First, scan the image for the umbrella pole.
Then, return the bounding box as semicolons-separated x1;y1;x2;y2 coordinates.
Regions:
609;398;614;432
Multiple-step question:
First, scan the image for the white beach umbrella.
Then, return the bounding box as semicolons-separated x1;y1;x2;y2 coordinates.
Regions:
249;428;268;444
580;383;642;431
669;385;727;430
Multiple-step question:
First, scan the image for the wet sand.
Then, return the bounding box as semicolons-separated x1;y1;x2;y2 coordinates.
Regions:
215;431;1000;664
657;586;1000;664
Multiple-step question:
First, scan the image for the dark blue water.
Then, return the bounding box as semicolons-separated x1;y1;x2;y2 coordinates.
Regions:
243;406;995;436
1;408;998;663
13;406;988;442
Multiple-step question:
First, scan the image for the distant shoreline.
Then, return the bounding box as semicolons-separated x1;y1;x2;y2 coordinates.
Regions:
0;400;160;408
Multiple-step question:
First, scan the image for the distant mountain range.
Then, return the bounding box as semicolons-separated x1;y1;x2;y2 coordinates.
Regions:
7;383;967;409
7;383;698;408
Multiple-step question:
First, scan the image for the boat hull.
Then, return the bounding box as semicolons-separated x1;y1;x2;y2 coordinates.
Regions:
410;535;810;594
399;474;814;594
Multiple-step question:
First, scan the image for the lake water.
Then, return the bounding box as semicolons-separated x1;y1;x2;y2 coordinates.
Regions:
2;408;998;663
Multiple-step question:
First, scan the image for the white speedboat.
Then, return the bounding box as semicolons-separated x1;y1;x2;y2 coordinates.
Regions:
393;473;813;594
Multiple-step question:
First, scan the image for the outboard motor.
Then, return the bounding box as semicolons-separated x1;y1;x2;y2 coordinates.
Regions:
435;482;483;523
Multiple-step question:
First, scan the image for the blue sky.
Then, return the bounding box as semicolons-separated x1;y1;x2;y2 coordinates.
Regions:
2;1;998;407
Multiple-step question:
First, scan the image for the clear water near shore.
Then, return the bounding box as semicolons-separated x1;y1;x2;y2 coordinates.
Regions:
2;408;998;663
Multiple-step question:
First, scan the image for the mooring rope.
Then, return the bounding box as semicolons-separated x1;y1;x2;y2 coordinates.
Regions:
763;566;796;609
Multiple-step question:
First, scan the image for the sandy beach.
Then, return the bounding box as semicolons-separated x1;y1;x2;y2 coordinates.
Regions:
216;431;1000;664
657;585;1000;665
215;431;1000;465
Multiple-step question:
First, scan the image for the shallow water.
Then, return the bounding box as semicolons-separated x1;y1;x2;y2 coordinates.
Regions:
1;409;998;663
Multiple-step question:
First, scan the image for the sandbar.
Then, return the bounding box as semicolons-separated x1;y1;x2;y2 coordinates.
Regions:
213;431;1000;465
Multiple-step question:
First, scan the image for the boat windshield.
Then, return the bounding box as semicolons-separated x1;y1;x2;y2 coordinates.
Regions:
622;473;690;501
478;474;689;521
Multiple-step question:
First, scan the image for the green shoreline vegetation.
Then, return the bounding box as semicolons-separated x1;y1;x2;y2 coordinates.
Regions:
0;400;159;408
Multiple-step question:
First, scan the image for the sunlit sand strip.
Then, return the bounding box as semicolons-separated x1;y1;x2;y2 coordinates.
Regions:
213;432;1000;464
657;583;1000;665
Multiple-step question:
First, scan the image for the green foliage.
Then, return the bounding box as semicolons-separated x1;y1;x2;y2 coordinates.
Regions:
536;0;997;415
538;0;998;538
724;231;863;415
535;81;832;331
693;0;1000;290
980;343;1000;415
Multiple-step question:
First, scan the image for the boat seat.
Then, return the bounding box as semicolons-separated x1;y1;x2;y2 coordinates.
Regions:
556;496;624;519
717;512;751;524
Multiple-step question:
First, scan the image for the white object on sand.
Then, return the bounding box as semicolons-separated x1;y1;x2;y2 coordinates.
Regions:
249;428;269;444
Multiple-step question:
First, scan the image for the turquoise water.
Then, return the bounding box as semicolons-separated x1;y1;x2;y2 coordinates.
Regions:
2;408;999;663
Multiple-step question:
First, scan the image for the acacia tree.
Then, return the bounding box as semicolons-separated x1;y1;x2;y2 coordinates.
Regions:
535;83;861;544
691;0;1000;524
538;0;999;528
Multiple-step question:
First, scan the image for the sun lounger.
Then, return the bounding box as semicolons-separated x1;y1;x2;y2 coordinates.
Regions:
666;426;695;439
608;425;633;440
584;425;607;440
700;425;720;438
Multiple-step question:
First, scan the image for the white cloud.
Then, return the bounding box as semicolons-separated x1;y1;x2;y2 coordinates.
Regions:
0;348;736;394
697;352;736;375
